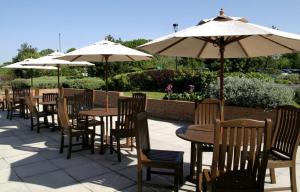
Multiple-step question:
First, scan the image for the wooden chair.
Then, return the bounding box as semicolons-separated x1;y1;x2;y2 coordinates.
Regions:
267;105;300;192
133;92;147;111
24;95;49;133
202;118;272;192
57;98;95;159
135;112;184;192
110;97;144;162
7;87;30;120
43;93;58;126
191;98;223;177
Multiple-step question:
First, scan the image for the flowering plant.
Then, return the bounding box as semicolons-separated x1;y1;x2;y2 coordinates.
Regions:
189;84;195;93
165;84;173;99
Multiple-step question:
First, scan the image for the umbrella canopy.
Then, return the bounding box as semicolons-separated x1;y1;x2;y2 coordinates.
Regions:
57;39;152;110
21;52;94;88
138;9;300;99
3;59;57;87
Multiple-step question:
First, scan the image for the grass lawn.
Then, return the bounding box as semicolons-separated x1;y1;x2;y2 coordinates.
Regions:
122;91;165;100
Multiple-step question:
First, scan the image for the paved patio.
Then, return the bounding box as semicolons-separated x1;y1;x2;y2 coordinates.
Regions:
0;111;299;192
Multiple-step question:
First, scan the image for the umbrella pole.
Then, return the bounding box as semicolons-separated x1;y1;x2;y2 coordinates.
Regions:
31;69;33;87
104;56;109;112
219;44;225;101
57;65;60;91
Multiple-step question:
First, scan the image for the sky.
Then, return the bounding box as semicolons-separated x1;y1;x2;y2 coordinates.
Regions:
0;0;300;64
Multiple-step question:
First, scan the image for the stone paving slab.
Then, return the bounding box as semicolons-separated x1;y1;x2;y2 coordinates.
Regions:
0;111;299;191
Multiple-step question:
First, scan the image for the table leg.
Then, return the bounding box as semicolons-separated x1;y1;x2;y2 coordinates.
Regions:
188;142;196;180
100;116;104;154
196;143;202;192
105;116;108;145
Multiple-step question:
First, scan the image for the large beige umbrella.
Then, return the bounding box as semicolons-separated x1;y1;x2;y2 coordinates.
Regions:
57;39;152;110
21;52;94;88
139;9;300;100
3;59;57;87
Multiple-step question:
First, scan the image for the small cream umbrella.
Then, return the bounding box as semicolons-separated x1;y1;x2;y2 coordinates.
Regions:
3;59;57;87
138;9;300;100
21;52;94;88
56;39;152;110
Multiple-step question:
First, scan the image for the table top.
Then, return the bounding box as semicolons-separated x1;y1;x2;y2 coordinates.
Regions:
176;124;215;144
32;96;43;99
79;107;118;117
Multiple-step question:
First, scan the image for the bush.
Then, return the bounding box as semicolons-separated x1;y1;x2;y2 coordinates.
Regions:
295;88;300;104
11;78;30;88
63;77;105;90
109;69;217;93
227;72;273;82
209;77;295;109
275;74;300;84
163;92;205;102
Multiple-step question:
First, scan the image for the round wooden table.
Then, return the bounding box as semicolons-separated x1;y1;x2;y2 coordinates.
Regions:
79;108;118;154
176;124;214;192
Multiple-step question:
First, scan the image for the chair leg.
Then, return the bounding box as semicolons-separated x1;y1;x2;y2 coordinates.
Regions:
290;165;297;192
30;116;34;131
67;136;72;159
180;159;184;185
146;167;151;181
270;168;276;184
6;107;9;119
10;107;13;120
37;117;40;133
117;138;121;162
174;166;179;192
110;133;113;154
91;133;95;154
137;167;143;192
60;132;64;154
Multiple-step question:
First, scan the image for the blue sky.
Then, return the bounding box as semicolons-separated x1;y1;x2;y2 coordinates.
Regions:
1;0;300;64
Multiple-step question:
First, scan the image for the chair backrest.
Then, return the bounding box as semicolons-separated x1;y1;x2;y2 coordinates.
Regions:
194;98;223;126
211;118;272;190
43;93;58;102
84;89;94;109
12;87;31;99
57;98;71;130
132;92;147;111
24;95;38;116
117;98;135;130
271;105;300;160
134;112;151;163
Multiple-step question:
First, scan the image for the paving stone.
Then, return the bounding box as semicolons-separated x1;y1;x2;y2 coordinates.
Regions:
50;155;93;169
65;162;110;181
0;148;37;158
82;172;134;192
13;160;58;178
4;153;46;167
0;181;31;192
0;168;20;183
23;170;77;192
0;158;10;170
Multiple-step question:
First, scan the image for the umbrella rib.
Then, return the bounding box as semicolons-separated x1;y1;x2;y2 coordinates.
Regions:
196;41;208;58
195;37;216;44
259;35;296;52
126;55;135;61
156;37;187;54
71;55;82;62
237;41;249;57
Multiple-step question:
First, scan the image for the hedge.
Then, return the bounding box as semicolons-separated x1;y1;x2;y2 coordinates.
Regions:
208;77;295;109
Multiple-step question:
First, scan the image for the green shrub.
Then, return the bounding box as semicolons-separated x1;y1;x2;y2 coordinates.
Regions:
275;74;300;84
63;77;105;90
227;72;273;82
295;88;300;104
109;73;132;91
163;92;205;102
11;79;30;88
209;77;295;109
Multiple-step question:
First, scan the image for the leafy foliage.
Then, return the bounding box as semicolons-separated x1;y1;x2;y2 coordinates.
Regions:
209;77;295;109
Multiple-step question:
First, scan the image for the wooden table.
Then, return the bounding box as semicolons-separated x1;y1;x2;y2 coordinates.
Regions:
176;124;214;192
32;95;43;106
79;108;118;154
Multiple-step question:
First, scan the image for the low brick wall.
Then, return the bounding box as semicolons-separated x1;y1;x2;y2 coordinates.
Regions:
36;89;276;123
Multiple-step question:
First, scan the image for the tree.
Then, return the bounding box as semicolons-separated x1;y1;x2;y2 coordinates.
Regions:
39;49;54;56
12;43;39;63
66;48;76;53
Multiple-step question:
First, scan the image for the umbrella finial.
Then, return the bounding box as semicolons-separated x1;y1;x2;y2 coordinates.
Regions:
219;8;224;16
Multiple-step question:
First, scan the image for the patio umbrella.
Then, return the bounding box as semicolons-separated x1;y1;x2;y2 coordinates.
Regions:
56;39;152;110
21;52;94;89
138;9;300;100
3;59;57;87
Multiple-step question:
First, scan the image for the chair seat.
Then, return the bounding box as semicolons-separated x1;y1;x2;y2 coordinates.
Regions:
203;169;258;192
143;149;184;167
77;119;103;127
267;150;293;168
201;143;214;151
111;128;135;138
